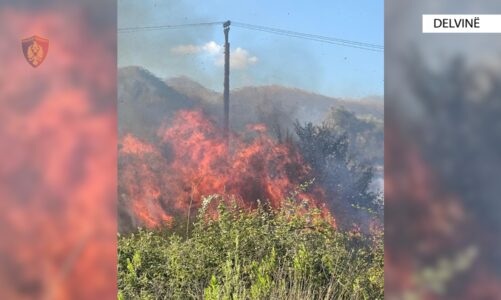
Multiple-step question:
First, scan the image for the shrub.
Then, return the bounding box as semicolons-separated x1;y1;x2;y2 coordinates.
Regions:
118;194;383;299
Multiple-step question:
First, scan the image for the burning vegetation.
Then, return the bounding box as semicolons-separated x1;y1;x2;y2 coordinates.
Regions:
117;71;383;299
119;110;335;231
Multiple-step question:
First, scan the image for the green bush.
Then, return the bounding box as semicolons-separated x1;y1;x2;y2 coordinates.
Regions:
118;194;383;300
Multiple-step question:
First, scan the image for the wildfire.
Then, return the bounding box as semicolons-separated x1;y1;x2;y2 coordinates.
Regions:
119;110;332;229
0;7;117;299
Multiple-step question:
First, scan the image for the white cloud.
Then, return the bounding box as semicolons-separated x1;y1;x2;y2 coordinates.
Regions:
232;47;258;69
215;47;258;69
170;41;257;70
170;44;202;55
201;41;222;55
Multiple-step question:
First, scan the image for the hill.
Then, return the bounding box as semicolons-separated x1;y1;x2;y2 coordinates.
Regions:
119;66;383;142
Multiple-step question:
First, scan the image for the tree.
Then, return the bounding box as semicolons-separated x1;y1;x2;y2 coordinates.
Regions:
294;121;381;229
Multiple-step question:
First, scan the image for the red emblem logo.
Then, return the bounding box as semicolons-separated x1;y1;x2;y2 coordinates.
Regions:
21;35;49;67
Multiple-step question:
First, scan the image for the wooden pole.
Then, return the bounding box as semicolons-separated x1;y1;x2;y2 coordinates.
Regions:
223;20;231;144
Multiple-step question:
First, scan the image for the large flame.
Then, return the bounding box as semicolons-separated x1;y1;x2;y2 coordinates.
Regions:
119;110;333;229
0;5;116;300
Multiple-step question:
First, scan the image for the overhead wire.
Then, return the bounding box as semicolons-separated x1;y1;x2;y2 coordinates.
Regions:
232;22;383;52
117;21;224;33
117;21;383;52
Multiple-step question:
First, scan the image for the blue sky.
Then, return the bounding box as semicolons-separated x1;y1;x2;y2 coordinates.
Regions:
118;0;383;99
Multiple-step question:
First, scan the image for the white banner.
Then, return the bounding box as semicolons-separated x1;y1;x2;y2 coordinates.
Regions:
423;14;501;33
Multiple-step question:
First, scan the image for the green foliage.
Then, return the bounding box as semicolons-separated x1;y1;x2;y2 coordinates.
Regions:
118;195;383;299
324;107;383;167
294;120;381;223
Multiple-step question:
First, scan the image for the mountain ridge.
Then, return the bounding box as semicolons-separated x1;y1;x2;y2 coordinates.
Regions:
118;66;383;141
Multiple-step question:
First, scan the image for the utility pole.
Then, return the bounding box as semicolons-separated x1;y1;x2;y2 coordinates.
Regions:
223;20;231;144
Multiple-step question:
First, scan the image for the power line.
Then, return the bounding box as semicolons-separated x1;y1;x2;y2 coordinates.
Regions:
117;21;223;33
232;22;383;52
117;20;383;52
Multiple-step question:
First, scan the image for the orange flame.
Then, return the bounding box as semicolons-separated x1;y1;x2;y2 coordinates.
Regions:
119;110;334;229
0;7;117;300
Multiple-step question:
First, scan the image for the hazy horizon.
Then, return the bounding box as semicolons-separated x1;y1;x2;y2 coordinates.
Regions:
119;64;384;102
